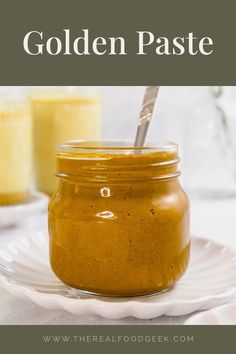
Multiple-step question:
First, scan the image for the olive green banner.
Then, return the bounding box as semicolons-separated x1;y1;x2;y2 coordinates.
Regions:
0;325;235;354
0;0;235;85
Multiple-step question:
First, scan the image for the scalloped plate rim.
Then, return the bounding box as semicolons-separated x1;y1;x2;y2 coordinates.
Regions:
0;233;236;319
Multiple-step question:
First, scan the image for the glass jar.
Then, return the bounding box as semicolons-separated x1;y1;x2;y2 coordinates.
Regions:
30;87;102;195
48;141;190;296
0;92;32;205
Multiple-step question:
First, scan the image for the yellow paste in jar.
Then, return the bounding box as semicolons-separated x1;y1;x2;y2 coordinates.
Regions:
49;146;190;296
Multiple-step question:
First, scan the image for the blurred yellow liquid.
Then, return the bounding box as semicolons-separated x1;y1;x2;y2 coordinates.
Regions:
31;93;102;195
0;101;32;205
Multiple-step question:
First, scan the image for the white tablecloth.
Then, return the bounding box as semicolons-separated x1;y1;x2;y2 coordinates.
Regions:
0;197;236;325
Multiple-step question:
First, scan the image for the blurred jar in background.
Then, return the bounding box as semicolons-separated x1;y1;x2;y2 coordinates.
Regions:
183;87;236;198
31;87;102;195
0;90;32;205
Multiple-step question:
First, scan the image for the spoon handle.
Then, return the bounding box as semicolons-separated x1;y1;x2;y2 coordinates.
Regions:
134;86;160;147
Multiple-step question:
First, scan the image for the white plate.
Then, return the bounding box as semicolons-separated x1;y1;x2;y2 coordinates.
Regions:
0;192;49;228
0;233;236;319
185;303;236;325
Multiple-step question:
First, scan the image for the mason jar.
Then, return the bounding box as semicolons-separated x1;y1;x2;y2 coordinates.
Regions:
0;92;32;205
31;87;102;195
48;141;190;296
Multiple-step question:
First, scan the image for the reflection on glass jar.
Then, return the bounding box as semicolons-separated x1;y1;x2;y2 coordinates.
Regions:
49;141;190;296
31;87;102;195
0;93;32;205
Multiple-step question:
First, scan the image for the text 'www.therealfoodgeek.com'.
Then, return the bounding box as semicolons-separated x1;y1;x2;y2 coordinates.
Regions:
42;334;194;344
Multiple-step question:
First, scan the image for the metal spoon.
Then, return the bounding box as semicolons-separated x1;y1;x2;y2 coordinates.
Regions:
134;86;160;147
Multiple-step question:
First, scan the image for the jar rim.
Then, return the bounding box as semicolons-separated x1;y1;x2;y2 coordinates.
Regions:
57;140;178;156
56;140;180;182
